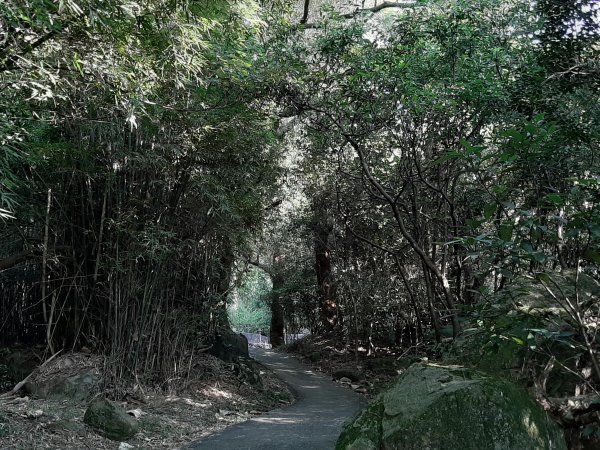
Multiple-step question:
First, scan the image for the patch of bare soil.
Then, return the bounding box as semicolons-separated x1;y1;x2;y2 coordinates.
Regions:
283;333;427;399
0;353;293;450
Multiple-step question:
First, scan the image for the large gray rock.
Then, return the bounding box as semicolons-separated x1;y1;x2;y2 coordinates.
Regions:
25;368;100;401
337;364;567;450
209;329;249;363
84;398;138;441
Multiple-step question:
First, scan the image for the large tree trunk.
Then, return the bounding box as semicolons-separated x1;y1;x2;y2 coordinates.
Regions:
269;274;285;347
315;222;337;331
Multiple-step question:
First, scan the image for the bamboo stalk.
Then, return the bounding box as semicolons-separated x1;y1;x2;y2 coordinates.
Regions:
42;188;54;354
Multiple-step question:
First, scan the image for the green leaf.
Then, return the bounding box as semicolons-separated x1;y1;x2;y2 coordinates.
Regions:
537;272;551;284
544;193;563;205
498;223;513;241
521;242;534;253
483;203;497;220
511;336;525;346
500;129;525;142
466;218;483;230
582;426;594;438
460;139;483;155
500;269;514;279
584;248;600;265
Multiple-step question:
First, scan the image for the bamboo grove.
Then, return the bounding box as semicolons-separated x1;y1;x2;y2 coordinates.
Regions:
0;0;282;382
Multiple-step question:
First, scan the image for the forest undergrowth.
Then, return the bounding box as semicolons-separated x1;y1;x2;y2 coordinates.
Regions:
0;351;293;449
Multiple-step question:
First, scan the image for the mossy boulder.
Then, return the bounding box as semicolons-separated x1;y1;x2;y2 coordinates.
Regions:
337;364;566;450
339;399;383;450
209;329;249;363
84;398;138;441
26;368;100;401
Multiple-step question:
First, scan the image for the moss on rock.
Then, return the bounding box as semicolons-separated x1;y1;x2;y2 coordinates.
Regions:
336;399;383;450
337;364;567;450
83;398;138;441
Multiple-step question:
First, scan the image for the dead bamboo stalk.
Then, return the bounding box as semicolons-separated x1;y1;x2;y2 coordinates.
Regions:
42;188;54;354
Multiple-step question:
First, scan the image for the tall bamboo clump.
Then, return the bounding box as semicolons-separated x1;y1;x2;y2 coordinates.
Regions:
0;100;280;387
0;0;283;387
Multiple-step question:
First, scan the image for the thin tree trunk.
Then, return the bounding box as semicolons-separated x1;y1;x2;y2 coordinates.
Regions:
347;137;461;337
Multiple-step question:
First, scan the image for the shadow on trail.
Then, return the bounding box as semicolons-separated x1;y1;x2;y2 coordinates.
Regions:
185;348;364;450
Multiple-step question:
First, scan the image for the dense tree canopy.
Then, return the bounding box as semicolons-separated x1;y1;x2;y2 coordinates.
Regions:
1;2;600;438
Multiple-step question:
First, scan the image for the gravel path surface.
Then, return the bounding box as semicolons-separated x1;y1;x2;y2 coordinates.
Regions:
186;347;364;450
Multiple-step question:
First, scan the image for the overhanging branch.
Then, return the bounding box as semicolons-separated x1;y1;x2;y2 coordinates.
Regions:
299;1;419;28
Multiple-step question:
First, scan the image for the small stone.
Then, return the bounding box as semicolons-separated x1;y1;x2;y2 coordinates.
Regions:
119;443;134;450
27;409;43;419
339;377;352;384
333;369;364;382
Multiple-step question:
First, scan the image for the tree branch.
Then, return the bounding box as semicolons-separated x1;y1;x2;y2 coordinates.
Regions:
346;1;419;17
298;1;418;28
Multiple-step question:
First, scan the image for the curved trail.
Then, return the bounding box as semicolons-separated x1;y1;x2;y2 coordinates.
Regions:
186;347;364;450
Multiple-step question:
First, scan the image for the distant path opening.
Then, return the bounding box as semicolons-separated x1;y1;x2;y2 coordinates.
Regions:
241;332;310;348
186;347;364;450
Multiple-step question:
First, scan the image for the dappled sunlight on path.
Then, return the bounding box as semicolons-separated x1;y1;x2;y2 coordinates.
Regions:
185;348;364;450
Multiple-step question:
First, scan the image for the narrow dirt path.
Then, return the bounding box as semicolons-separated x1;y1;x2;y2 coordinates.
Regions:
186;347;364;450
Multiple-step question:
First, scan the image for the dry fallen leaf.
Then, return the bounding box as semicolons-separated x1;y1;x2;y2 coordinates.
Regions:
127;408;145;418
